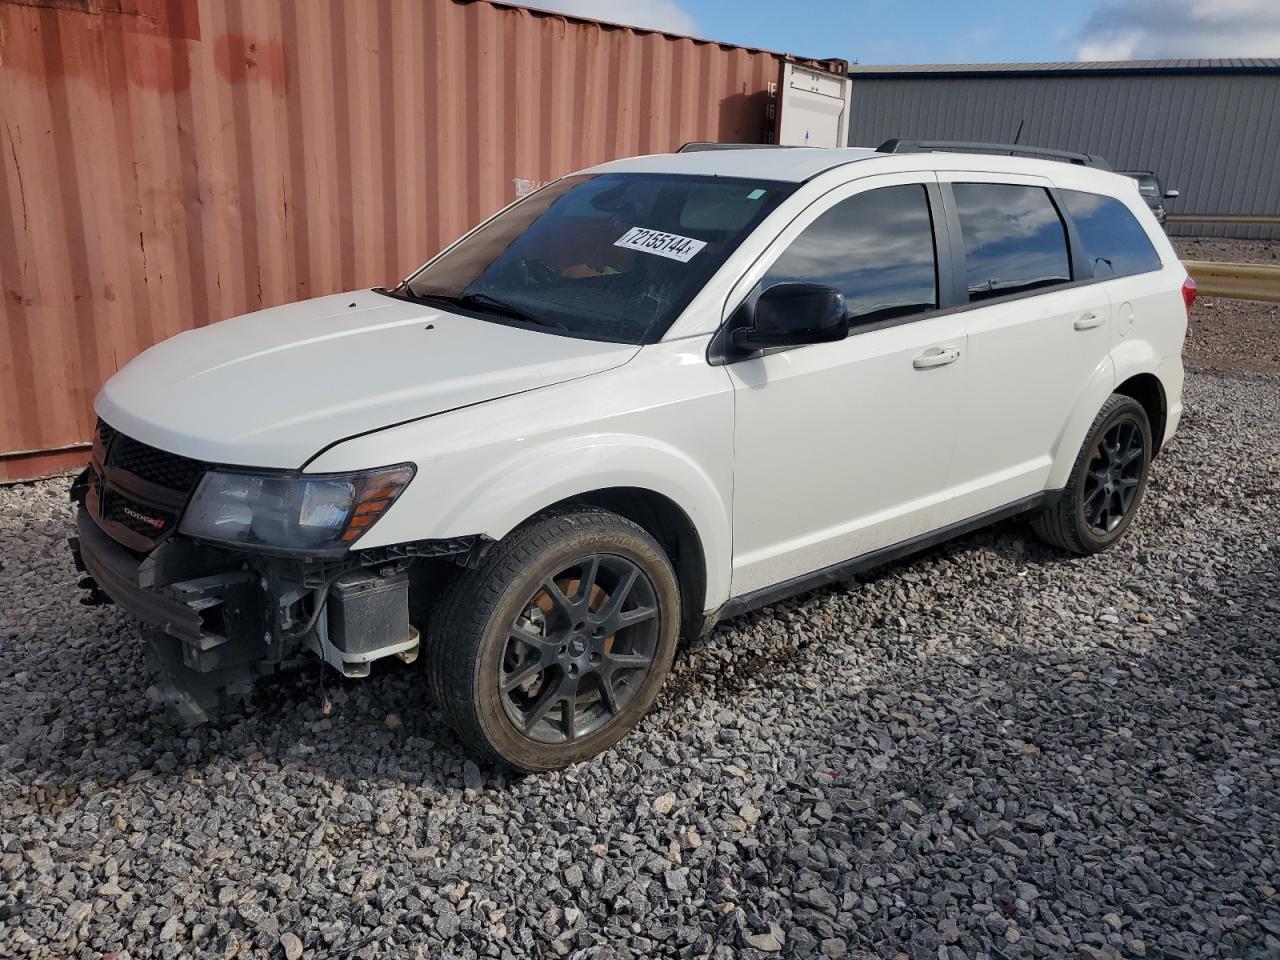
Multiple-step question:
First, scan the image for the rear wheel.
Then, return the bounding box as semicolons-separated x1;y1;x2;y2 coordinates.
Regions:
1033;394;1152;554
427;509;680;771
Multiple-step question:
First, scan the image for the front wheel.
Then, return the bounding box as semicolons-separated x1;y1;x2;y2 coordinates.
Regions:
1033;393;1153;554
427;509;680;771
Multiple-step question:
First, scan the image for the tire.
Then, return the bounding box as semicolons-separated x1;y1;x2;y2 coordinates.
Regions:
1033;394;1153;555
427;509;680;772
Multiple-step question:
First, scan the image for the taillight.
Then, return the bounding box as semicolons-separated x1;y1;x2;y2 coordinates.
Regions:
1182;275;1197;315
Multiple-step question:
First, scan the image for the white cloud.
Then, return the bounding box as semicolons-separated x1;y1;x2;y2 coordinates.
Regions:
1077;35;1144;62
1077;0;1280;59
517;0;700;38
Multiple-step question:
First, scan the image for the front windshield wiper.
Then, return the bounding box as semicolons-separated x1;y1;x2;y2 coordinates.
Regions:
455;292;537;322
401;289;567;331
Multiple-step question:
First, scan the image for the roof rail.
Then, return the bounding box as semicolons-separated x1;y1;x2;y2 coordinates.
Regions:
876;138;1111;169
677;142;796;153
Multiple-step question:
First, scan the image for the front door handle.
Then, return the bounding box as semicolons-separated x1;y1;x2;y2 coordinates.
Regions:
1073;312;1104;331
913;347;961;370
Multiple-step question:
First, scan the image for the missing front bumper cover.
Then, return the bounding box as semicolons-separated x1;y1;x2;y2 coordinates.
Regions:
70;506;444;691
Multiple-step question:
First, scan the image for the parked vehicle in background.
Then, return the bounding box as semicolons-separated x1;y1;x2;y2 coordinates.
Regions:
71;142;1194;771
1121;170;1180;225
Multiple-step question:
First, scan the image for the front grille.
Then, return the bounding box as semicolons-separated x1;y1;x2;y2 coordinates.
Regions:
92;419;116;467
90;418;209;549
95;419;117;451
106;432;207;492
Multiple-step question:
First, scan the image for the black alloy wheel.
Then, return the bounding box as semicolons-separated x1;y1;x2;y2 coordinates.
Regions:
1032;392;1153;555
1081;419;1145;536
427;509;680;771
501;554;660;744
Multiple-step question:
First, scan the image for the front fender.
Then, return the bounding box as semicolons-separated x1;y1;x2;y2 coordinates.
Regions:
427;432;733;610
306;341;736;611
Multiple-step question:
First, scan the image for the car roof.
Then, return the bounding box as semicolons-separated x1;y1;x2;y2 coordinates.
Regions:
583;147;883;183
582;147;1138;195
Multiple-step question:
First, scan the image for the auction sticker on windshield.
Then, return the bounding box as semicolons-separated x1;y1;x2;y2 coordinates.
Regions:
614;227;707;263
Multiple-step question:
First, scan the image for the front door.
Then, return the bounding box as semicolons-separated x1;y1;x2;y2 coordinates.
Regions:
726;175;969;597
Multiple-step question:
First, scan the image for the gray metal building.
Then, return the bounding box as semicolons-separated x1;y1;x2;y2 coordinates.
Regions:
846;59;1280;239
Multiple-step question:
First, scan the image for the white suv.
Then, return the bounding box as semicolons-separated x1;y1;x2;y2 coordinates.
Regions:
72;144;1194;770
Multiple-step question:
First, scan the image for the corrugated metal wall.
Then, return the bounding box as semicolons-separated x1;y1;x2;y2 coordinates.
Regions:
0;0;788;481
846;72;1280;240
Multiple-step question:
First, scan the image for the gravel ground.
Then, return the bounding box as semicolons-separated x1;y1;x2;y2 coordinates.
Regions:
1174;237;1279;267
1169;239;1280;377
2;369;1278;960
1183;297;1280;377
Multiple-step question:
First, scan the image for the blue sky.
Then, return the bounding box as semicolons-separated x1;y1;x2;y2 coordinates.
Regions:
520;0;1280;63
673;0;1086;64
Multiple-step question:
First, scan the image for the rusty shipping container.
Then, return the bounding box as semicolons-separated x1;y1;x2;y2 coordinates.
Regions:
0;0;841;482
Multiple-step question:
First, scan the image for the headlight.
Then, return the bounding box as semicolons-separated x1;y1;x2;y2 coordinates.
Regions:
179;464;415;553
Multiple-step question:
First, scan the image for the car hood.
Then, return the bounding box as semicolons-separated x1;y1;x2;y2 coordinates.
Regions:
96;289;639;469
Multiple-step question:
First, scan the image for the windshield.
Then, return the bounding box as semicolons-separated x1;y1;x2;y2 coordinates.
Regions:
397;173;795;344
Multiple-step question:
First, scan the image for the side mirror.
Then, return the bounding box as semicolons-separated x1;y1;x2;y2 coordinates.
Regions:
1164;189;1179;199
732;282;848;353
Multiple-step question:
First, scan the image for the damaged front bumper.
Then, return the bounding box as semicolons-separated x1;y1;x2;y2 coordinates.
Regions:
69;472;488;717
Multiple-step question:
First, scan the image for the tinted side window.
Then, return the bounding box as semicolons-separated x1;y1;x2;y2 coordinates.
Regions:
763;184;937;326
1061;189;1163;279
953;183;1071;302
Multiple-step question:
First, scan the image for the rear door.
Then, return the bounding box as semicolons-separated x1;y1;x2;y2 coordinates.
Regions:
936;175;1114;524
725;174;970;597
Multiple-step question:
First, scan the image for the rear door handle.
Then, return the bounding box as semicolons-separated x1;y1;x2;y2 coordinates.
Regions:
1073;312;1104;331
913;346;961;370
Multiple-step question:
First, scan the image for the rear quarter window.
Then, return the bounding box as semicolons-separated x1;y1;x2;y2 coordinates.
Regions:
1060;189;1163;279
